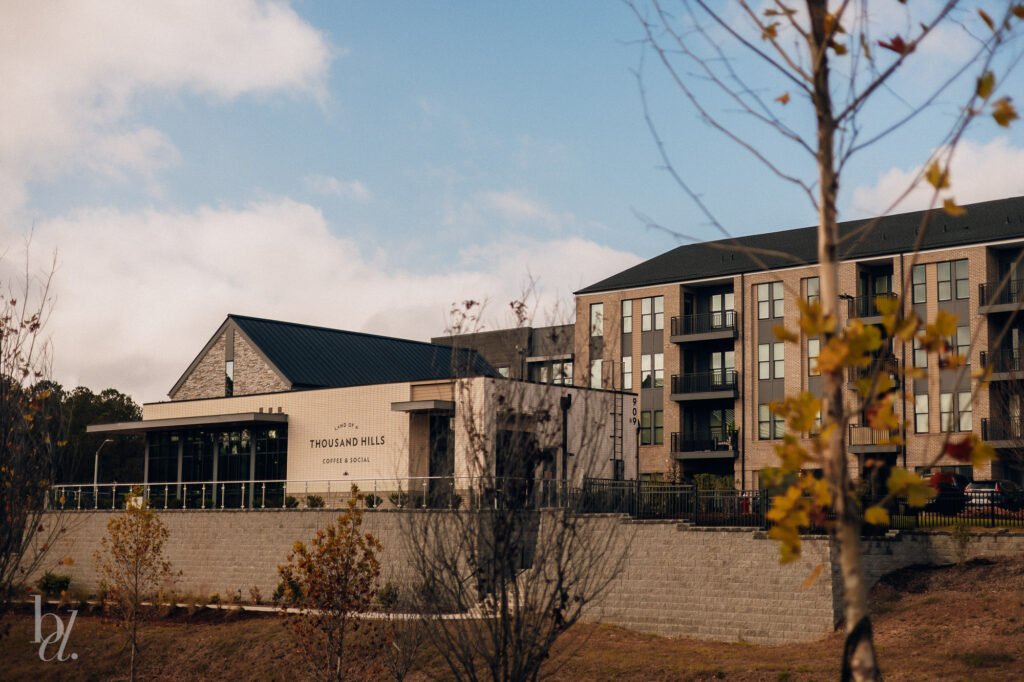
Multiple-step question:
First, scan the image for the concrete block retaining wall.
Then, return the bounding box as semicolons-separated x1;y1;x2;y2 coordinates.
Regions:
32;511;1024;644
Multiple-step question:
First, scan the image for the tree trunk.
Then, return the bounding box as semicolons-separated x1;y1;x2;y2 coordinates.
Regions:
806;1;880;679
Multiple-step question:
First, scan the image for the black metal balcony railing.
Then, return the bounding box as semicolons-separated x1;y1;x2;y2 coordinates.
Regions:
981;417;1024;442
846;292;898;319
980;349;1024;374
847;354;899;385
671;430;737;453
848;424;899;447
670;310;737;337
979;279;1024;307
670;369;738;394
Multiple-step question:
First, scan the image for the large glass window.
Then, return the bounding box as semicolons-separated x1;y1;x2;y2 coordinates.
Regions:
912;264;926;304
773;342;785;379
710;350;734;386
622;356;632;390
653;410;664;445
641;355;651;387
757;284;770;320
225;360;234;397
955;259;969;299
758;404;771;439
653;353;664;387
937;259;967;302
621;299;632;334
640;296;664;331
915;394;929;433
710;292;734;327
590;303;604;337
958;392;973;432
773;282;784;318
758;343;770;379
653;296;664;330
940;393;953;431
808;338;820;376
589;359;602;389
640;410;652;445
913;337;927;368
806;277;820;305
640;354;663;388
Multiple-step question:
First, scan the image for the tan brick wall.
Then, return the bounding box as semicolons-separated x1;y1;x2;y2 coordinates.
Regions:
171;332;227;401
233;334;289;396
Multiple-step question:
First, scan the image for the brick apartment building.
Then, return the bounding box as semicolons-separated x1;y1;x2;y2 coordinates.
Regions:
572;195;1024;489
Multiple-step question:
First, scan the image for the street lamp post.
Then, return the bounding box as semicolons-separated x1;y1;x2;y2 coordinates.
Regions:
93;438;114;496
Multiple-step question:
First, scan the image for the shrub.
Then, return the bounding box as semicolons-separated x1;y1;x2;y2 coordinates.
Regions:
306;494;325;508
209;592;220;604
272;576;302;605
36;572;71;596
378;582;400;610
285;496;299;508
248;585;262;605
365;494;383;509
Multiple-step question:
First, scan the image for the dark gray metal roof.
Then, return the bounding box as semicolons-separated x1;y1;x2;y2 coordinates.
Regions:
230;314;499;389
576;195;1024;294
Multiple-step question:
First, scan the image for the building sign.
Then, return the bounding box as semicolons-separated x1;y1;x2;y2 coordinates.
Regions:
312;422;386;464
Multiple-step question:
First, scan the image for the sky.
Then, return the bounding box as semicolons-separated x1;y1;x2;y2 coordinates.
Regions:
3;1;1024;404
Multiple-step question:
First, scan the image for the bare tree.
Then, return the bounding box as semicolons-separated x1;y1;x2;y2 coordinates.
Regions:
625;2;1023;680
0;247;68;632
399;300;629;681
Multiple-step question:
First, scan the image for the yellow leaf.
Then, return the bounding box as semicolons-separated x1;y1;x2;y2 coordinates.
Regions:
977;71;995;99
762;22;779;41
773;324;798;342
802;563;825;590
830;41;848;56
993;97;1019;127
887;467;936;507
942;198;966;216
864;506;890;526
925;160;950;190
776;92;790;105
970;437;996;469
1014;5;1024;20
931;310;958;338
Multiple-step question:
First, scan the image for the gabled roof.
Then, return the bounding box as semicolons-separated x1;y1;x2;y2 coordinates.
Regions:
576;195;1024;295
170;314;499;398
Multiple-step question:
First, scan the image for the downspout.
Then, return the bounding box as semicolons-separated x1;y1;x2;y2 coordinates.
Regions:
560;394;572;498
740;273;746;491
899;253;907;470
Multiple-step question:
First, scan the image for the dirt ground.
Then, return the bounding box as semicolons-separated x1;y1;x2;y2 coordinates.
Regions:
2;557;1023;681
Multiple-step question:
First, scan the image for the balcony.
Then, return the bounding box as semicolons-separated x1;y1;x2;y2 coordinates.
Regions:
846;293;898;322
848;424;900;453
979;279;1024;312
847;355;900;389
669;310;738;343
670;370;738;401
979;349;1023;380
670;430;737;460
981;417;1024;448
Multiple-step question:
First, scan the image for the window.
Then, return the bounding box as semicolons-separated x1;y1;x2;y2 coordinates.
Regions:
808;338;820;376
774;410;785;438
622;356;632;390
653;410;664;445
950;325;970;362
225;360;234;397
915;394;929;433
539;365;549;383
640;353;664;388
640;411;652;445
589;359;602;389
710;350;734;386
710;292;734;327
758;404;771;439
937;259;968;302
912;264;926;304
621;299;632;334
940;393;953;431
773;282;784;318
806;277;820;305
958;392;972;432
552;361;572;385
590;303;604;337
757;282;784;319
497;366;510;378
757;284;770;320
758;343;782;379
640;296;664;331
913;337;927;368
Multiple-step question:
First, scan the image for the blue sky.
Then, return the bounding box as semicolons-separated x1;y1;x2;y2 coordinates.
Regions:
3;1;1024;402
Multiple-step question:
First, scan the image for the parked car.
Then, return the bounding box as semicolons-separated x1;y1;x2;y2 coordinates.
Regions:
964;480;1023;510
924;472;968;514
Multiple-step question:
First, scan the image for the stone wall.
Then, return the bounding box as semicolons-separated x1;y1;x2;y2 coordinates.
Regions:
32;511;1024;644
171;332;227;401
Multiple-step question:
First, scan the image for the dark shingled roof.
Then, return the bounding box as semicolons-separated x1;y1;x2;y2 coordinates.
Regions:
576;195;1024;294
230;314;499;389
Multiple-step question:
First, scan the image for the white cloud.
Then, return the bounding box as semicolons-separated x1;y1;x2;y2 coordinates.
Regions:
303;175;371;200
8;200;639;403
0;1;332;214
850;137;1024;216
482;191;564;230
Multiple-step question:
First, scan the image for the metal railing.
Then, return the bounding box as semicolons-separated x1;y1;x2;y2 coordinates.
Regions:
846;292;898;318
847;355;899;385
49;476;569;512
981;417;1024;441
670;430;736;453
980;349;1023;374
849;424;899;447
670;369;738;395
979;278;1024;307
670;310;737;337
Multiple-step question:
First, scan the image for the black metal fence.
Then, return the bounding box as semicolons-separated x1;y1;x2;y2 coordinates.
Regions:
670;370;738;395
670;310;737;336
979;278;1024;306
846;293;897;318
574;479;1024;532
980;349;1023;374
981;417;1024;441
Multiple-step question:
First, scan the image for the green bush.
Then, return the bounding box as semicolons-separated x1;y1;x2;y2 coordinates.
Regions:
36;572;71;596
377;581;400;610
285;496;299;508
273;576;303;605
365;494;383;509
307;495;325;508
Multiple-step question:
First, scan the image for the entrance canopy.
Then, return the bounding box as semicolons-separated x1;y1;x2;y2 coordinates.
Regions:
87;411;288;435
